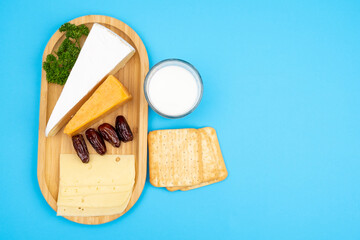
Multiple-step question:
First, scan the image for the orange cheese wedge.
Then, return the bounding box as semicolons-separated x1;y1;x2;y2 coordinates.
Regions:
64;75;131;136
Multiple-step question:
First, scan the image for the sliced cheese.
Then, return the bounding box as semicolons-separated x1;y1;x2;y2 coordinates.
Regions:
57;195;131;217
63;75;131;136
45;23;135;137
59;154;135;186
57;154;135;217
57;206;123;217
57;191;132;217
57;191;132;208
59;185;133;197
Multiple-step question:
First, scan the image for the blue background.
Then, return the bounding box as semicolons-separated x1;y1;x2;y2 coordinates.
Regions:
0;0;359;239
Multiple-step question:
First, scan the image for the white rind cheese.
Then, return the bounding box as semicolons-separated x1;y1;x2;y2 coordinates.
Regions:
45;23;135;137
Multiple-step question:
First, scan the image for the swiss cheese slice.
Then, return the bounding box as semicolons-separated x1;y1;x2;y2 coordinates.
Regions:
59;185;133;197
57;189;132;217
57;194;132;217
57;154;135;217
59;154;135;186
45;23;135;137
63;75;131;136
57;191;132;208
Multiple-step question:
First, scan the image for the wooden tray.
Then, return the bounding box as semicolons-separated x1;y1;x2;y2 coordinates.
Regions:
37;15;149;225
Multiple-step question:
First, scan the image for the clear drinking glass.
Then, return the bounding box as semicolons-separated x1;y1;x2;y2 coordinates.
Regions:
144;59;203;118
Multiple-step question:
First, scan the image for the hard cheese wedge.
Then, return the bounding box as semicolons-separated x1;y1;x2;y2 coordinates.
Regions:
57;154;135;217
64;75;131;136
45;23;135;137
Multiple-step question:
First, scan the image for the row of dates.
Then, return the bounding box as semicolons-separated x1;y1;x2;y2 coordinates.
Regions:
72;115;133;163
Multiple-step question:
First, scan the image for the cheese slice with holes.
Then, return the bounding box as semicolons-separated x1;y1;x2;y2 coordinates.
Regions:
57;191;132;208
57;154;135;217
57;192;132;217
59;185;133;197
45;23;135;137
57;194;132;217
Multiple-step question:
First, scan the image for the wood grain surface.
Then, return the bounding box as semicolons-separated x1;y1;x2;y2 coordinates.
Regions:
37;15;149;225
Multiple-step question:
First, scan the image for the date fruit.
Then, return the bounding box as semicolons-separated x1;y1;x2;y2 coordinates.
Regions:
115;115;133;142
72;134;89;163
98;123;121;147
85;128;107;155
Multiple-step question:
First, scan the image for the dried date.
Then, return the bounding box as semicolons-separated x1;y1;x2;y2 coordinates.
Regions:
98;123;121;147
72;134;89;163
115;115;133;142
85;128;107;155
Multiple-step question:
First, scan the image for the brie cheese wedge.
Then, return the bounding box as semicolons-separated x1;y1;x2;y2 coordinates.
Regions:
45;23;135;137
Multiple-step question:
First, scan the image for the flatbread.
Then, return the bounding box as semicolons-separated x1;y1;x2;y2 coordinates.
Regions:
166;128;220;191
167;127;228;191
148;129;203;187
198;128;219;181
201;127;228;181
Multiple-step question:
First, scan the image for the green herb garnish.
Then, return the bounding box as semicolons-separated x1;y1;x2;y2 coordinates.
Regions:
43;23;89;85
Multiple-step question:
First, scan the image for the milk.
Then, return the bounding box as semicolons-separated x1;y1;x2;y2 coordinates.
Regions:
146;62;202;117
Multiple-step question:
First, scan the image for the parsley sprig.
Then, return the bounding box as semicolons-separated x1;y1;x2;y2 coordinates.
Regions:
43;23;89;85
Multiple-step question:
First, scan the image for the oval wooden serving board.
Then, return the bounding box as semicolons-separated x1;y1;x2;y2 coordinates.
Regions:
37;15;149;225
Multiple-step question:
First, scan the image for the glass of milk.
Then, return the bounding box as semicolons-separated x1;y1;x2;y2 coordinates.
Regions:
144;59;203;118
